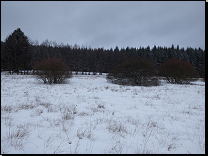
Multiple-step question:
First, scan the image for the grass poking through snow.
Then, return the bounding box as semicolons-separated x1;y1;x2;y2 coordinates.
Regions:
1;74;205;154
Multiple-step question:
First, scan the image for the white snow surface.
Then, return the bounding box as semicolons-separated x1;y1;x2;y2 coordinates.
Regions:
1;73;205;154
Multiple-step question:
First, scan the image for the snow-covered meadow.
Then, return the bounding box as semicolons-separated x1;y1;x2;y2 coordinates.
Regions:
1;72;205;154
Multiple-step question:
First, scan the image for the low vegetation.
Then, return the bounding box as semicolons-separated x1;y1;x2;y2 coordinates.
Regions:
106;58;159;86
1;73;205;154
32;57;72;84
158;58;200;84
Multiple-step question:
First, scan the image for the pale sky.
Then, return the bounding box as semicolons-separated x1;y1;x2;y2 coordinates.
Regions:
1;1;205;50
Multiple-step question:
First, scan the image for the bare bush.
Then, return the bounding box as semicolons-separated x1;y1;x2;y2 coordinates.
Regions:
33;57;72;84
107;58;159;86
159;58;200;84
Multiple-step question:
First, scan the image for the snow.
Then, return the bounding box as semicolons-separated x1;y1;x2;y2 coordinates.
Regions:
1;73;205;154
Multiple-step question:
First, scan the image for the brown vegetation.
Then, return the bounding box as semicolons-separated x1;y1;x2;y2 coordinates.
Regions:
33;57;72;84
107;58;159;86
159;58;199;84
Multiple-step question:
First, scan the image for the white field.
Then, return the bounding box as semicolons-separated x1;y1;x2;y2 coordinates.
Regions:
1;73;205;154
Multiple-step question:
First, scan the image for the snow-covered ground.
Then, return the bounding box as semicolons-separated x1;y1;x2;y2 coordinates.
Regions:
1;73;205;154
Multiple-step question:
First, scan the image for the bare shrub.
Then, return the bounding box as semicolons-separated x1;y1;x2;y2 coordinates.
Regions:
159;58;200;84
107;58;159;86
33;57;72;84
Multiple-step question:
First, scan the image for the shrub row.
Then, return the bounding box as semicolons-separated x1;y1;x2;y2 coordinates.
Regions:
33;57;200;85
107;58;199;86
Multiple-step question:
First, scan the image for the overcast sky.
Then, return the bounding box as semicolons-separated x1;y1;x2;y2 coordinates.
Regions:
1;1;205;50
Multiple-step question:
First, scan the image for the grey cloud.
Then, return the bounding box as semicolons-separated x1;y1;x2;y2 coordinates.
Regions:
1;1;205;50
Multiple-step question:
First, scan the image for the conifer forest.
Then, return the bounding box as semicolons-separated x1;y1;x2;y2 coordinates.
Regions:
1;28;205;79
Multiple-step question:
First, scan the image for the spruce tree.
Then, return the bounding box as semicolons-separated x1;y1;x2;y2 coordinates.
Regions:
4;28;31;73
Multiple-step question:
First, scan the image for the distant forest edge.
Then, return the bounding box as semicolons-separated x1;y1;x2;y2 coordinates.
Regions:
1;28;205;78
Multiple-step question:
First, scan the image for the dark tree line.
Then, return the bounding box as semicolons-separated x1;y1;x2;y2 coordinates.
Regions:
1;28;205;78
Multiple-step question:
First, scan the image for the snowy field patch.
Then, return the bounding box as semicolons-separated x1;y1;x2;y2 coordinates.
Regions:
1;74;205;154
